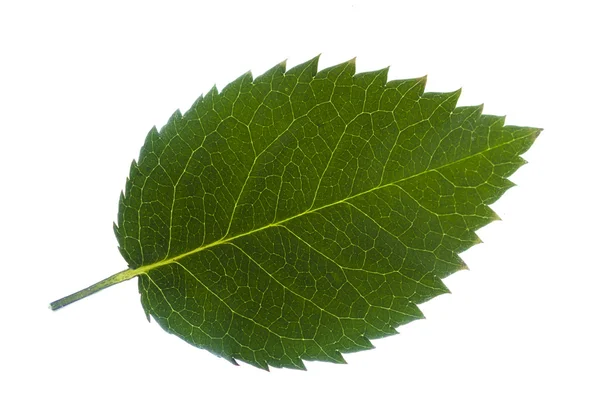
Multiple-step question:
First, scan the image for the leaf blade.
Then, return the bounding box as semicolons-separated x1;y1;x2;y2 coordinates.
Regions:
114;57;540;369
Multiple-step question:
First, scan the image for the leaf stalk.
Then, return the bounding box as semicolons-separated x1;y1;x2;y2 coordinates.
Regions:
49;268;137;310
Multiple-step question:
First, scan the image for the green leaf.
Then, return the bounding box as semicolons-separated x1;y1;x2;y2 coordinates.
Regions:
50;56;540;370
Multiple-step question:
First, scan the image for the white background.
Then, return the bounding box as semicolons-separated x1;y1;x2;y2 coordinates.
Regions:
1;0;598;396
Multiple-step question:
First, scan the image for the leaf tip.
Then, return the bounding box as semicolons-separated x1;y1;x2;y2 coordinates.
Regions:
531;127;543;139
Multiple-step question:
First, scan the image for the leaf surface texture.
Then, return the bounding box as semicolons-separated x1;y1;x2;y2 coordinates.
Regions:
114;57;539;369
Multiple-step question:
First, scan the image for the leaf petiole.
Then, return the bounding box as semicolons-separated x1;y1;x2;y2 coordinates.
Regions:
49;268;138;311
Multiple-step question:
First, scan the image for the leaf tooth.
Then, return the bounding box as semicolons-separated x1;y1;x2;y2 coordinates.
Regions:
294;359;307;371
159;109;183;140
515;155;529;169
385;75;427;97
112;221;120;239
359;335;376;349
160;109;182;127
249;358;269;371
188;93;204;111
142;126;159;149
354;65;390;89
453;254;470;271
220;69;253;99
312;53;322;69
204;84;219;101
142;305;150;323
347;57;357;75
137;128;159;170
273;357;307;370
489;208;502;222
451;230;484;254
315;56;356;80
139;287;151;322
123;160;137;199
329;350;347;364
365;326;398;341
415;74;428;91
433;87;462;108
223;355;239;366
253;59;286;85
436;276;451;295
409;303;426;321
412;301;427;320
284;54;320;78
415;75;428;95
474;102;485;115
504;178;517;190
410;275;452;304
278;58;287;71
454;103;484;119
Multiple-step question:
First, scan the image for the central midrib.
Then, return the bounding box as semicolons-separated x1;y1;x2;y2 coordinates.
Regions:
131;132;535;277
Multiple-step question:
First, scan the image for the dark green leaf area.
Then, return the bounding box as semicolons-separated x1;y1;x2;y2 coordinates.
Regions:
115;57;539;369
